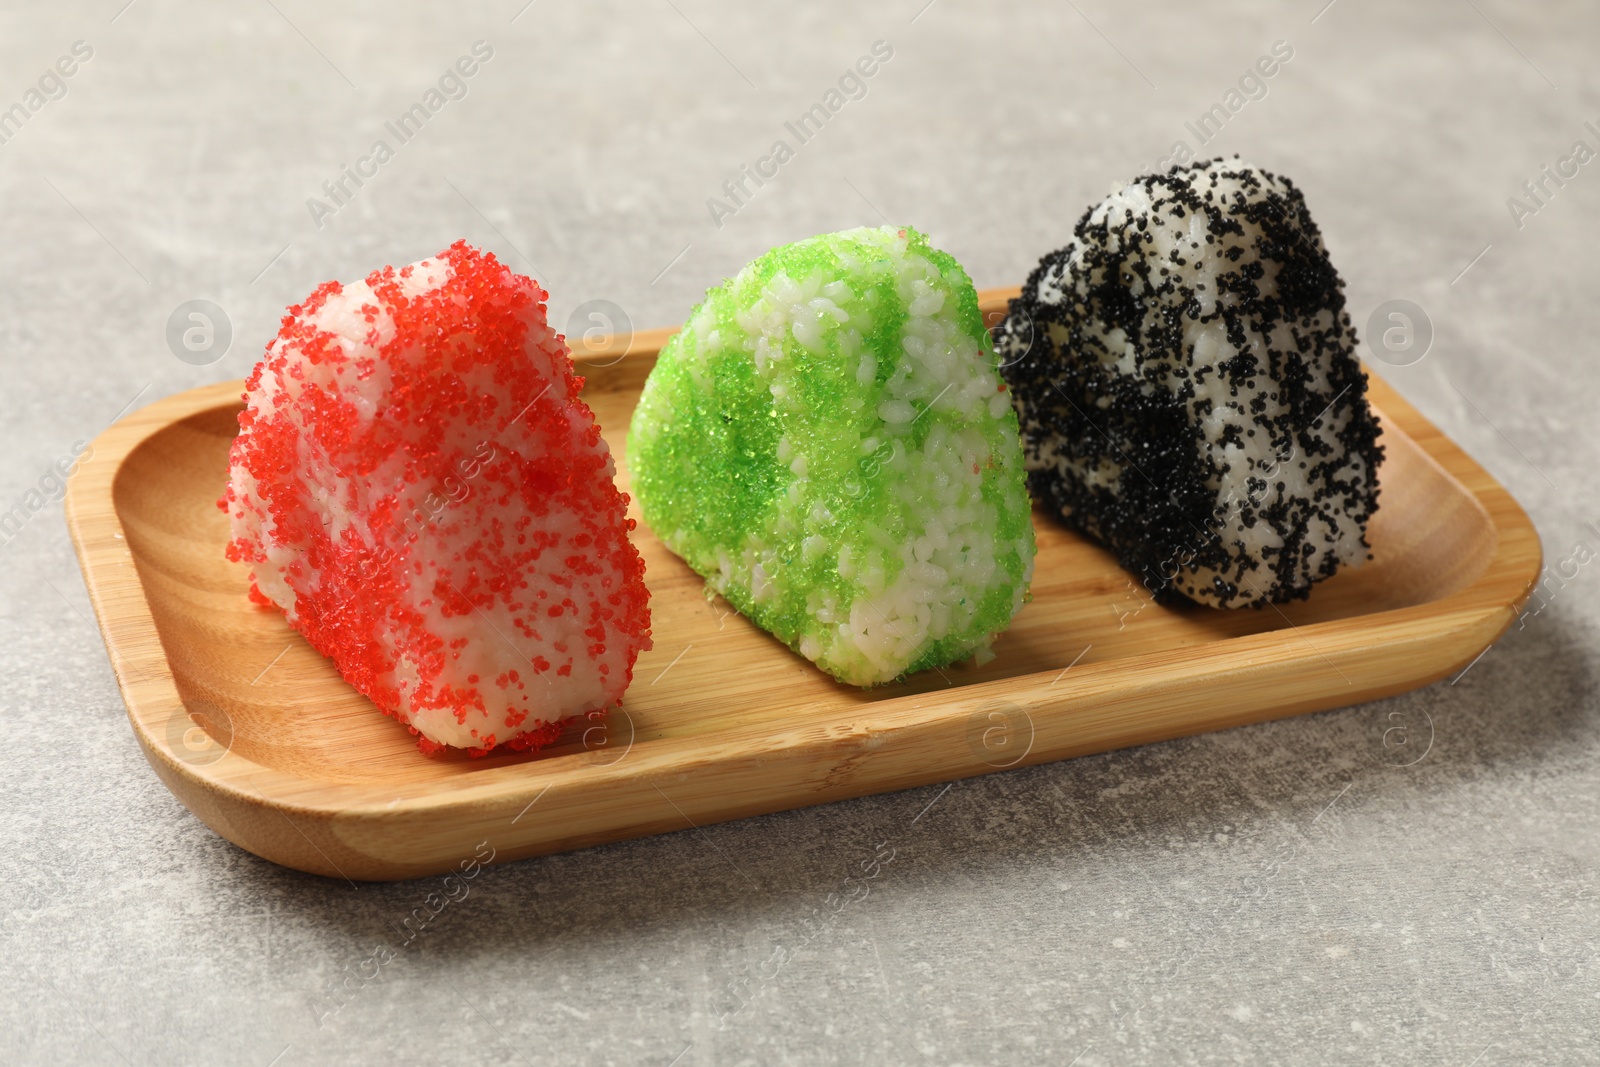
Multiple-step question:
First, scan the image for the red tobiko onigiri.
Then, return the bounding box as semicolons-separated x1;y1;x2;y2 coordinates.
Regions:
221;241;651;755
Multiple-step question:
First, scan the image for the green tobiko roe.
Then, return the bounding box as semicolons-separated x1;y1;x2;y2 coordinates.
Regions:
627;225;1035;686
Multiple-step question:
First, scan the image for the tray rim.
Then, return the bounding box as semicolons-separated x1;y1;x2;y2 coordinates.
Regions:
63;287;1544;879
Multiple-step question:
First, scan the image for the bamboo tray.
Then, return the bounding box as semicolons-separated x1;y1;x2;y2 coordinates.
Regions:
64;288;1542;881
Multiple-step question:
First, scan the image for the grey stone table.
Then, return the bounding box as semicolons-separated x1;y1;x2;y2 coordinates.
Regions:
2;1;1596;1063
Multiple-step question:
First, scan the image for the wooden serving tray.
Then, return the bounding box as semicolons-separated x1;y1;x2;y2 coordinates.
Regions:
64;288;1542;881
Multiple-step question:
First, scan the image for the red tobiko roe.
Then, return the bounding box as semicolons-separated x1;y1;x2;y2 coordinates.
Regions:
219;241;651;756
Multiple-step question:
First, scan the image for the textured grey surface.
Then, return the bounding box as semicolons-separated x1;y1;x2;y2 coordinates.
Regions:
2;1;1597;1064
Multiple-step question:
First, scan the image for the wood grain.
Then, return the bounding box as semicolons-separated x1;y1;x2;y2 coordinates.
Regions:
63;288;1542;881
